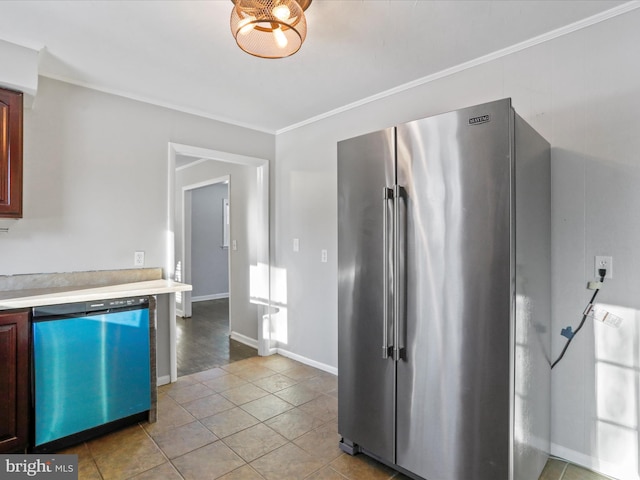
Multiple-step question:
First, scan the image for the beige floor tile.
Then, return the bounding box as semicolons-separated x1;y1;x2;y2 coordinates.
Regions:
204;374;248;393
294;423;343;464
182;393;236;419
222;384;270;405
256;355;303;373
201;407;260;439
150;420;218;459
299;394;338;422
265;408;327;440
159;374;198;393
129;461;183;480
234;364;278;382
322;419;339;434
222;423;288;462
563;464;611;480
222;358;262;374
142;394;195;435
325;388;338;399
252;373;299;393
299;373;338;393
330;454;397;480
274;384;323;406
306;466;349;480
282;364;324;381
172;441;246;480
193;367;230;382
218;464;266;479
59;442;101;480
87;425;166;480
250;442;324;480
166;382;216;404
539;458;567;480
240;394;294;421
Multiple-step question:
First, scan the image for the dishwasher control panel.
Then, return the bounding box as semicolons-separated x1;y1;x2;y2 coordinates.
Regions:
87;296;148;311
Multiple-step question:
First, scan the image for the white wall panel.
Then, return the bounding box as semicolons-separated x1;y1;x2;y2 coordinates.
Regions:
274;9;640;479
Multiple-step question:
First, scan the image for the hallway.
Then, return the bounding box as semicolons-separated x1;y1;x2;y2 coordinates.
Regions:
176;298;257;377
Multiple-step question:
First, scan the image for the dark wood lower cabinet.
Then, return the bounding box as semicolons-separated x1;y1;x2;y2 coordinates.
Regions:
0;310;29;453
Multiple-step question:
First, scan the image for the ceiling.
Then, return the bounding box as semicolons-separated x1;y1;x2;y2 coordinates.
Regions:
0;0;632;133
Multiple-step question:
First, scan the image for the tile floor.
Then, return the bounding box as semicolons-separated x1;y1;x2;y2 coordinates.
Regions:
58;353;617;480
539;458;615;480
59;354;410;479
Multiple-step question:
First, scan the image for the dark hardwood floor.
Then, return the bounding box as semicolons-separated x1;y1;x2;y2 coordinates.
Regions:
176;298;257;377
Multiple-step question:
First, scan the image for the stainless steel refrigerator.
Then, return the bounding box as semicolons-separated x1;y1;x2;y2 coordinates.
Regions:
337;98;551;480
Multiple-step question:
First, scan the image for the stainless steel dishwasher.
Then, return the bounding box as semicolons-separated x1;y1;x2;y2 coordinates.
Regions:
32;296;151;452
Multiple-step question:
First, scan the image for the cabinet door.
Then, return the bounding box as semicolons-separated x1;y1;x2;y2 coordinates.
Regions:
0;310;29;453
0;87;23;218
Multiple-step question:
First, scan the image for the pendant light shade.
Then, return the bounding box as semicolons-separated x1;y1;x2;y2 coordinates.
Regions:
231;0;311;59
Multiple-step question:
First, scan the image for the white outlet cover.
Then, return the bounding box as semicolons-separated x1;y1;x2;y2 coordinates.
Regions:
134;251;145;267
594;256;613;279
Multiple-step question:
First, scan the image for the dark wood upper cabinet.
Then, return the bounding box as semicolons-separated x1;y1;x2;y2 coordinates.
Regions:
0;310;29;453
0;87;23;218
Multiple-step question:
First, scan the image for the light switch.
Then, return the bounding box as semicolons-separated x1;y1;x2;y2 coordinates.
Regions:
293;238;299;252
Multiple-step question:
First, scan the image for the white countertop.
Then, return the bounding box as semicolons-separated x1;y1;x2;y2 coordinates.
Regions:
0;279;192;310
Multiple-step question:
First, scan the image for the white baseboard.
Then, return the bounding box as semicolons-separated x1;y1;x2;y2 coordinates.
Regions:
275;347;338;376
551;443;640;480
230;331;259;349
157;375;171;386
225;336;338;376
192;293;229;302
176;308;185;318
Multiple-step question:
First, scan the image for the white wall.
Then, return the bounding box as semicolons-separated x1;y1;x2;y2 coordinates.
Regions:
191;182;229;299
0;77;273;276
274;9;640;480
0;76;274;379
175;160;260;342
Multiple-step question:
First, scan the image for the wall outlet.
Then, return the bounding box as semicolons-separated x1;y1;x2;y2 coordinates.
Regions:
232;240;237;251
594;256;613;279
321;249;328;263
134;251;145;267
293;238;299;252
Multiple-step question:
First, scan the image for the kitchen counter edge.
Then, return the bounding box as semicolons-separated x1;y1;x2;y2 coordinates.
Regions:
0;279;192;310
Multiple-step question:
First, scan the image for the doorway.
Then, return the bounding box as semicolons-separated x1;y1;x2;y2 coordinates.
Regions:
166;143;271;383
181;177;230;319
178;179;235;376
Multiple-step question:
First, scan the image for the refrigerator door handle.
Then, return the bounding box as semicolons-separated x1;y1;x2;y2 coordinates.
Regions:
382;186;394;359
393;184;405;362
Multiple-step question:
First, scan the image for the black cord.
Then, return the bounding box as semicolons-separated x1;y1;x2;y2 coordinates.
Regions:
550;271;606;369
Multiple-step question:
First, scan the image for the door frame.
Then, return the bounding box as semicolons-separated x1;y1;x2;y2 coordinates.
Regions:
167;142;271;382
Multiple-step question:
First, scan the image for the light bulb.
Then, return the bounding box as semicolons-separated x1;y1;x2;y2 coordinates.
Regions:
273;27;288;49
237;15;256;35
272;4;291;21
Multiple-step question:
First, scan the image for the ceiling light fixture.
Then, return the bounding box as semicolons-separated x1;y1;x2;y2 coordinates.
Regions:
230;0;312;59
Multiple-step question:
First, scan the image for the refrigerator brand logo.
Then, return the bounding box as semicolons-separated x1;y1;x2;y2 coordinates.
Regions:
469;114;490;125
